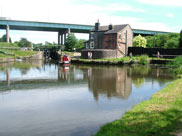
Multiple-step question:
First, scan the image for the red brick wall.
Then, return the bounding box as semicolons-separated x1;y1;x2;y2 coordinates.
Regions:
117;25;133;55
102;34;117;49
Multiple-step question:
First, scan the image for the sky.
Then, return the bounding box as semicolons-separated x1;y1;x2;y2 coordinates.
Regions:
0;0;181;43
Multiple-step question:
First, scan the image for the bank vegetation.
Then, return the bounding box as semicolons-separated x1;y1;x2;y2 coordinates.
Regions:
95;78;182;136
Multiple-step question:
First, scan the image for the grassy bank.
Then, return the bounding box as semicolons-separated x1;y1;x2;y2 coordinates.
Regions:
72;55;173;65
0;49;38;59
0;42;38;59
95;79;182;136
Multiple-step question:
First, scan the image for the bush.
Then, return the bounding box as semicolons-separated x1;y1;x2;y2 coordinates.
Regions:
138;55;149;65
169;56;182;76
169;56;182;68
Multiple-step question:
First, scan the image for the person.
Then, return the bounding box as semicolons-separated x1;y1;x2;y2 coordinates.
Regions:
88;52;90;59
90;52;92;59
129;52;133;60
73;48;76;53
157;51;160;58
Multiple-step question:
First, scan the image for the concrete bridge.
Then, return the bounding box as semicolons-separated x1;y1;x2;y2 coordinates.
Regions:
0;19;170;45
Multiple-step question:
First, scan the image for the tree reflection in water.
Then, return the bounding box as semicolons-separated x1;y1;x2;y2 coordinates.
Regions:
87;66;132;101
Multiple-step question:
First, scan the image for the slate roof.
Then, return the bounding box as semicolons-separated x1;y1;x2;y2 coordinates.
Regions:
92;24;128;34
104;24;128;34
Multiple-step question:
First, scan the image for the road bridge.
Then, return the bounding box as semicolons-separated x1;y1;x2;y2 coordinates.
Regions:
0;19;170;45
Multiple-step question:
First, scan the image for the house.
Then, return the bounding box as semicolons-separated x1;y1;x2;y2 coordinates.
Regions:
82;21;133;59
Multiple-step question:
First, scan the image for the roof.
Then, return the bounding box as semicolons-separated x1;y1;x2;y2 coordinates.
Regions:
92;24;129;34
104;24;128;34
91;26;108;31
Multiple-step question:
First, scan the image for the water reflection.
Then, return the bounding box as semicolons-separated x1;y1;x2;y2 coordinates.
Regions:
0;60;43;90
0;62;175;136
0;62;174;99
88;66;132;100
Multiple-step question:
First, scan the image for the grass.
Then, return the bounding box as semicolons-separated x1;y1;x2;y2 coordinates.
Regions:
0;49;38;59
72;57;130;65
0;42;20;48
0;53;10;59
95;79;182;136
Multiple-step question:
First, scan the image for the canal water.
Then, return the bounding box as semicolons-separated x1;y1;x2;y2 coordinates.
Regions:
0;61;174;136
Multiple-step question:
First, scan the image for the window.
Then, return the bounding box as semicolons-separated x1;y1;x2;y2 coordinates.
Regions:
85;43;89;49
90;42;94;49
118;33;121;40
90;32;94;40
123;31;127;40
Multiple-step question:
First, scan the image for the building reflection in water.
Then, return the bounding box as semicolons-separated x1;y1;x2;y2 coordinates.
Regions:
87;66;132;101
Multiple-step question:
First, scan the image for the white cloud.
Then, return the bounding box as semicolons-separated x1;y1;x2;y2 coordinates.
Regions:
138;0;182;7
167;13;174;18
0;0;176;43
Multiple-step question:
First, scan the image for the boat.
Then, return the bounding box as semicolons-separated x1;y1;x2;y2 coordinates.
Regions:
59;54;71;66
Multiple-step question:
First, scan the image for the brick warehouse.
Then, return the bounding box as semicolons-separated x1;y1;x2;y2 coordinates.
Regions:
82;21;133;59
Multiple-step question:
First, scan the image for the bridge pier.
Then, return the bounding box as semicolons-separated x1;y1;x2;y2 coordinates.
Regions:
58;29;71;47
61;33;63;45
6;25;10;43
64;33;66;44
58;31;61;48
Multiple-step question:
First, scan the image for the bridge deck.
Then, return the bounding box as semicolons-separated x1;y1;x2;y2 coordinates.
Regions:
0;19;171;35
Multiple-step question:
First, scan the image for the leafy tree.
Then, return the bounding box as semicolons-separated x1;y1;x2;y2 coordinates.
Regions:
1;34;12;43
179;30;182;48
65;33;77;51
18;38;32;47
145;33;180;49
133;35;147;48
75;39;85;51
164;39;178;49
44;41;52;46
145;36;154;48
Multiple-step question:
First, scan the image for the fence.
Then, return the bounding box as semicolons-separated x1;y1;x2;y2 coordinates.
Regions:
128;47;182;58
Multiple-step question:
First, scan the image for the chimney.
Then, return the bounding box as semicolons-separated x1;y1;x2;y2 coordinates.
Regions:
95;19;100;31
109;24;114;30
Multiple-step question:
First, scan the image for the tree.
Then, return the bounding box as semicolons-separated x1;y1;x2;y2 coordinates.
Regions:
179;30;182;48
18;38;32;47
65;33;77;51
133;35;147;48
145;36;154;48
164;39;178;49
1;34;12;43
75;39;85;51
145;33;180;48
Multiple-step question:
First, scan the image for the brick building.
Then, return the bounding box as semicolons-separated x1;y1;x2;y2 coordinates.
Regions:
83;21;133;58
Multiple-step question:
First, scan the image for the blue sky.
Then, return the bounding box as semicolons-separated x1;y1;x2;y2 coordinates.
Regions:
0;0;181;43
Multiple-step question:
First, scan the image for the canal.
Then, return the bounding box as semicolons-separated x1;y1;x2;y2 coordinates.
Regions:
0;60;174;136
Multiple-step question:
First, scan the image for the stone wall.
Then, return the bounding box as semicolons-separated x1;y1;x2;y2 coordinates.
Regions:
22;51;43;60
0;51;43;63
81;49;117;59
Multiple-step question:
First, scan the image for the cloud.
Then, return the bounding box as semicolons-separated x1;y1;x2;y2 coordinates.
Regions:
167;13;174;18
0;0;176;43
138;0;182;7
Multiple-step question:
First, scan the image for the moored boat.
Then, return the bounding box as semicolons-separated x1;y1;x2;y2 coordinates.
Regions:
59;54;71;66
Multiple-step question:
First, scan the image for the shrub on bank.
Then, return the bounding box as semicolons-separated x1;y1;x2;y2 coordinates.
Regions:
136;55;149;65
169;56;182;76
